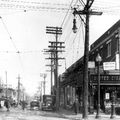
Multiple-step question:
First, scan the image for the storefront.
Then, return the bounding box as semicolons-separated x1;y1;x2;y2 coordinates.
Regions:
60;70;83;109
90;74;120;114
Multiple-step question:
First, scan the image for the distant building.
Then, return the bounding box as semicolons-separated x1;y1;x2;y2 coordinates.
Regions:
0;84;17;103
0;83;28;104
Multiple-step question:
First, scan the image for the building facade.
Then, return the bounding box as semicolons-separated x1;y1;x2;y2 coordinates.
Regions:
60;20;120;113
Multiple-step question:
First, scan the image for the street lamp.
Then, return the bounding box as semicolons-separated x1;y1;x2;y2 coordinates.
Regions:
95;53;102;119
72;13;77;33
72;18;77;33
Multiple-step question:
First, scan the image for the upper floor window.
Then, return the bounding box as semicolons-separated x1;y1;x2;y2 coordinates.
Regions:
107;40;111;57
116;39;119;53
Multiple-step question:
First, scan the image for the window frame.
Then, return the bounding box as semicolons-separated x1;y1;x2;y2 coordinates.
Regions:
106;40;111;58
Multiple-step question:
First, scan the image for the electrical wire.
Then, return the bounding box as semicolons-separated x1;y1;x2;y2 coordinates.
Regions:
79;0;85;7
0;16;26;76
0;50;42;54
1;0;71;7
61;0;85;44
0;2;71;13
0;16;18;51
62;0;87;68
45;0;77;70
64;23;81;65
76;20;84;59
60;0;78;42
59;0;86;69
1;1;120;15
91;0;120;15
0;9;27;16
60;0;74;28
56;0;75;43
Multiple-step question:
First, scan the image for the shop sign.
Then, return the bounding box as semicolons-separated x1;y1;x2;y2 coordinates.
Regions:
91;75;120;82
88;61;95;68
103;62;115;70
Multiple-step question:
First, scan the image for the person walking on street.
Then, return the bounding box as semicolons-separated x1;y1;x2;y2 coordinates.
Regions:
21;100;26;110
4;99;10;111
73;96;79;115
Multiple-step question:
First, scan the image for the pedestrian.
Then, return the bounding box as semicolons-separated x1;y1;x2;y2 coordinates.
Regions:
21;100;26;110
4;99;10;111
0;101;1;108
73;97;79;114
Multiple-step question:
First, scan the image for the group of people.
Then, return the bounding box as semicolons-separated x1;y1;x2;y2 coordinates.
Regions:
0;99;10;111
0;99;27;111
4;99;10;111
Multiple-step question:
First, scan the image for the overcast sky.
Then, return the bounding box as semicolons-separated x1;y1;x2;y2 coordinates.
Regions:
0;0;120;96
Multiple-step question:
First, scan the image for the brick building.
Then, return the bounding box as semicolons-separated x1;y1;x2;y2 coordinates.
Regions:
60;19;120;113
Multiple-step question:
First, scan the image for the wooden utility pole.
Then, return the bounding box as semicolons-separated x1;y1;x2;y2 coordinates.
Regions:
43;74;47;95
43;48;54;95
45;50;62;95
5;71;7;98
45;48;54;95
73;0;102;119
46;26;65;111
17;74;21;105
46;65;53;94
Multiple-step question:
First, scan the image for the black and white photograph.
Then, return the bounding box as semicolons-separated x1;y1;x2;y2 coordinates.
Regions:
0;0;120;120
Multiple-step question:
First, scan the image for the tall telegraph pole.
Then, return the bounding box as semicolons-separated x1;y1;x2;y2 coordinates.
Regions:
46;26;64;111
43;74;47;95
5;71;7;98
73;0;102;119
17;74;21;105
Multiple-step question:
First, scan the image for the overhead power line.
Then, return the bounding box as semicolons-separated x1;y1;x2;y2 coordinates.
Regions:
1;0;70;7
78;0;85;7
0;2;72;12
59;0;86;69
60;0;74;28
0;50;42;54
0;16;18;51
1;0;120;15
0;16;26;74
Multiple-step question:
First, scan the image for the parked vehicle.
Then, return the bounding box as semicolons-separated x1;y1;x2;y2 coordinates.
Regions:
41;95;55;111
30;100;40;110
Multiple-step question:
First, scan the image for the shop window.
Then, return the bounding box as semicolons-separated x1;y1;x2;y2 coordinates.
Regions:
116;39;119;53
105;93;110;100
107;41;111;57
117;92;120;99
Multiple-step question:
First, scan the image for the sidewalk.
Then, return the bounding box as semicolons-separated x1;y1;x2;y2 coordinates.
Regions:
0;107;120;120
57;108;120;120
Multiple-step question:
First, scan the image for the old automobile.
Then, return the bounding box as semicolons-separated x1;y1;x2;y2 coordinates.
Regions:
41;95;55;111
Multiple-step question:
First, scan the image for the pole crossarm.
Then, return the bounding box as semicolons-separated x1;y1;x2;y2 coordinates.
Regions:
48;46;65;48
73;8;102;16
45;49;65;52
46;64;61;67
49;41;64;44
46;26;62;30
45;57;65;60
46;31;62;35
46;26;62;35
46;29;62;33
